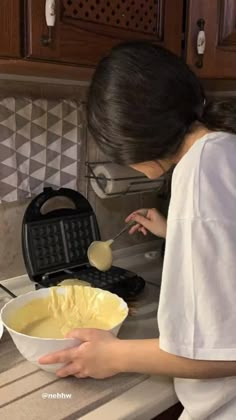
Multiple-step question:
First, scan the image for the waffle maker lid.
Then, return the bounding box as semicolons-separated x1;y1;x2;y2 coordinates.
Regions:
22;187;145;300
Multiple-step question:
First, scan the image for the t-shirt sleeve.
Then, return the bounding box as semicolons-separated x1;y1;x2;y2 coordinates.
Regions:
158;217;236;360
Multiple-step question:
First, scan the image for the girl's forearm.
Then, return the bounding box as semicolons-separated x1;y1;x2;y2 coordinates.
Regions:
113;338;236;379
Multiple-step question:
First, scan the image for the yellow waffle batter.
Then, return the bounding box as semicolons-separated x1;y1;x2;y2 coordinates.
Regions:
8;285;127;339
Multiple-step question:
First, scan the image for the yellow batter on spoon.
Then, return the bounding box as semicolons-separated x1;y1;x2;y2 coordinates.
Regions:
8;285;127;339
87;214;148;271
87;240;113;271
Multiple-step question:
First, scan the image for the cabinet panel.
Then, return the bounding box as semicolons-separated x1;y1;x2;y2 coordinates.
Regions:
186;0;236;79
63;0;163;39
0;0;21;58
26;0;183;68
219;0;236;48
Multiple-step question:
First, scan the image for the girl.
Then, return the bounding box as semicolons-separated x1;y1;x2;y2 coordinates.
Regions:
40;42;236;419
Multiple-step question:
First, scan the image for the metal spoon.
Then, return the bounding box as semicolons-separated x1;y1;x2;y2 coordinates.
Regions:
0;284;17;298
87;209;148;271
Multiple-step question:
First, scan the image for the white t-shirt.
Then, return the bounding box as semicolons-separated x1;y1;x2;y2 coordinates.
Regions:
158;131;236;419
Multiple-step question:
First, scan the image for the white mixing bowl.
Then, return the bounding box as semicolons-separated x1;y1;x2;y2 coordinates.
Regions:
1;287;128;373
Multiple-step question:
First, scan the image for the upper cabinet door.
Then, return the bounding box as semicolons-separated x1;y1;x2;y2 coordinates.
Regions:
186;0;236;79
25;0;183;67
0;0;21;58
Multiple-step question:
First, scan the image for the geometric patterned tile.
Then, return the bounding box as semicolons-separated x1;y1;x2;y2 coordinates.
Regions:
0;126;14;142
29;159;45;175
31;142;45;157
60;171;77;186
61;162;77;176
31;104;47;120
0;98;82;202
31;149;47;165
48;137;61;151
62;144;78;159
60;155;75;170
63;127;78;142
0;104;12;122
45;166;58;180
47;155;61;170
0;163;16;177
0;144;15;162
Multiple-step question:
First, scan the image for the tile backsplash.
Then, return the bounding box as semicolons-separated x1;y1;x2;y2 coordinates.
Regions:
0;199;29;280
0;78;168;280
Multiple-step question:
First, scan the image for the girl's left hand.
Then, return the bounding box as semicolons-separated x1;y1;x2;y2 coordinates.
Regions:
38;329;120;379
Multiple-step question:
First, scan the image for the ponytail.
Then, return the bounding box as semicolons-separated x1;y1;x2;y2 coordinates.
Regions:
200;98;236;134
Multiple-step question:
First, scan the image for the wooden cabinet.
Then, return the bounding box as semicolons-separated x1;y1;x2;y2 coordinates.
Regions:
1;0;236;80
0;0;21;58
186;0;236;79
25;0;184;67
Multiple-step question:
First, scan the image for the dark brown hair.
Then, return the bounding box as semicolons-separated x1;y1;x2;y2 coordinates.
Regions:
87;41;236;165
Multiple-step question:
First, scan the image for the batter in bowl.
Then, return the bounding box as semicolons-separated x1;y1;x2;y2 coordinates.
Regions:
8;285;127;339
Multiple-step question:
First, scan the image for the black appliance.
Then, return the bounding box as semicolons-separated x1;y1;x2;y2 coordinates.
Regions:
22;187;145;301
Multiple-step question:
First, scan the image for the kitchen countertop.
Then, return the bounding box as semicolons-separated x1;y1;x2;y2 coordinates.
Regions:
0;241;178;419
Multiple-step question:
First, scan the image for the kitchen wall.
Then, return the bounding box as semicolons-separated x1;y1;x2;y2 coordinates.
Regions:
0;76;168;281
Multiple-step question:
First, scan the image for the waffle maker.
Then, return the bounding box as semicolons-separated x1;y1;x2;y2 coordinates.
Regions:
22;187;145;301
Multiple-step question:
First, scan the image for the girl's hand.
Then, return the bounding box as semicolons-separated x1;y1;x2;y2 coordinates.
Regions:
126;208;167;238
38;329;120;379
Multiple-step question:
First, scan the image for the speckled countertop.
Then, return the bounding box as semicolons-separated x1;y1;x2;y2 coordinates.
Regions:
0;241;178;420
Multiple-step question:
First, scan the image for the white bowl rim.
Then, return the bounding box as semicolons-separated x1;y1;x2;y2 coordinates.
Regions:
0;286;128;341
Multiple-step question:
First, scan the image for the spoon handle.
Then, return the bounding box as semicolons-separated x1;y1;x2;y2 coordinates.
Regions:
112;224;131;242
111;209;148;243
0;283;17;298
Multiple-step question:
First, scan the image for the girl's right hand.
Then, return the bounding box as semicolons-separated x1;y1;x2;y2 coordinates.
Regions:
125;208;167;238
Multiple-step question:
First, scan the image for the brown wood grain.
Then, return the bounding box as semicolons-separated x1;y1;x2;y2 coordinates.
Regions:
186;0;236;79
0;0;21;58
1;0;183;80
0;59;94;81
25;0;183;67
62;0;163;38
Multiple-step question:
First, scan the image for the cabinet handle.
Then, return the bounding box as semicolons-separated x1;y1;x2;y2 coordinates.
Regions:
41;0;56;47
195;18;206;68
